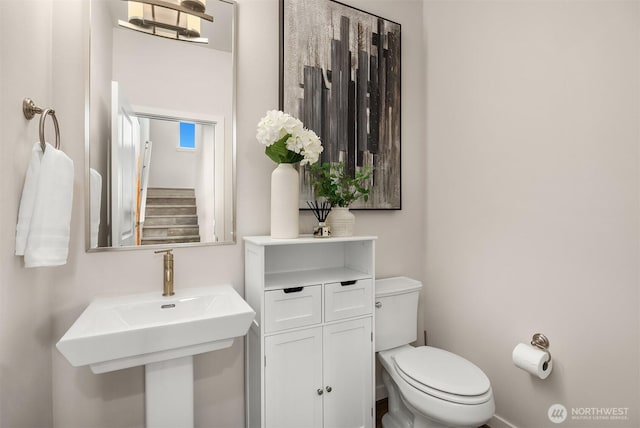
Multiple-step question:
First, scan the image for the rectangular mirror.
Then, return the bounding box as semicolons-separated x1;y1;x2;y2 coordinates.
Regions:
87;0;236;251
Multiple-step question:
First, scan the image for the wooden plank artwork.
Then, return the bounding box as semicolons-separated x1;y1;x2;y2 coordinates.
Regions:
282;0;401;209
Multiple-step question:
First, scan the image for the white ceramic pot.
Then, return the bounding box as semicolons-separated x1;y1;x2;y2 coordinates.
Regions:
326;207;355;237
270;163;299;238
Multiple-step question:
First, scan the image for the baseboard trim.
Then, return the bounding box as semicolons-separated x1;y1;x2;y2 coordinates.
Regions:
490;414;517;428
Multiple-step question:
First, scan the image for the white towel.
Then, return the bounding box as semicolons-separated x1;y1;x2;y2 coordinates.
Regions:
16;142;74;267
15;143;44;255
89;168;102;248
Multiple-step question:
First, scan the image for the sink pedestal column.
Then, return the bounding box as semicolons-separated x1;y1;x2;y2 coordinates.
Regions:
145;356;194;428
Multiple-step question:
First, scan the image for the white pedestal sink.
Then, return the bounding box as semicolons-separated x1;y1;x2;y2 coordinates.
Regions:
145;356;195;428
56;284;255;428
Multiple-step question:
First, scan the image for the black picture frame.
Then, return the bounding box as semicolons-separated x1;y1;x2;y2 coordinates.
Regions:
280;0;402;210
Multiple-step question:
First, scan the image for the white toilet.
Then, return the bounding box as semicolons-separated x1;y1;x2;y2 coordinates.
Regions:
375;277;495;428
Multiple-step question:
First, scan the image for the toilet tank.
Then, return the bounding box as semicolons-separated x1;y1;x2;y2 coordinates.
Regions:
375;277;423;352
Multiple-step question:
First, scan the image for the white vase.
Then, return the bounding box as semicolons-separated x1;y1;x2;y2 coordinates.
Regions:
270;163;299;239
326;207;355;237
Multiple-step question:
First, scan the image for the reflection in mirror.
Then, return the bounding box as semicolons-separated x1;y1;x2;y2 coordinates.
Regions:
87;0;236;250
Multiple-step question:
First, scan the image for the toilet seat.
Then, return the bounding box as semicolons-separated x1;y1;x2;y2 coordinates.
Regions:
393;346;492;405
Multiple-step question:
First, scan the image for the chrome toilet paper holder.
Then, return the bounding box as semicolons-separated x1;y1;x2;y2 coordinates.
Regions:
531;333;551;364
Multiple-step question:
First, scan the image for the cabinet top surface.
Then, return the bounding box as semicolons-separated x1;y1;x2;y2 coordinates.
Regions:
244;235;377;246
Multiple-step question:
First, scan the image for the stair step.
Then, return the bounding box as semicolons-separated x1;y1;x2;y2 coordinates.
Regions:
141;236;201;245
143;226;200;238
143;224;199;230
144;215;198;226
146;188;195;198
146;197;196;206
146;205;197;216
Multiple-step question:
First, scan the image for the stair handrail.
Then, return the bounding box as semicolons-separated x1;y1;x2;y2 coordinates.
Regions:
138;140;153;228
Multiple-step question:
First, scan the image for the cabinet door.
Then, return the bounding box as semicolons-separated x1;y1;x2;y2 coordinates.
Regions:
323;318;373;428
265;327;323;428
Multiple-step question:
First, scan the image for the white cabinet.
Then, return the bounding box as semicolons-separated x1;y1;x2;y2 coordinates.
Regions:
322;318;373;428
245;236;376;428
265;327;323;428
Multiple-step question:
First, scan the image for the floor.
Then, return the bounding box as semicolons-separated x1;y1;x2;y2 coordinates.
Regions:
376;398;388;428
375;399;490;428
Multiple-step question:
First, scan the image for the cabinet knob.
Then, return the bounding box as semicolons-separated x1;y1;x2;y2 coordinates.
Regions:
317;389;324;396
326;386;332;393
375;301;382;308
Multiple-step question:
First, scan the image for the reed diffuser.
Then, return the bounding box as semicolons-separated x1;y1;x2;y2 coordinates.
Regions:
307;200;331;237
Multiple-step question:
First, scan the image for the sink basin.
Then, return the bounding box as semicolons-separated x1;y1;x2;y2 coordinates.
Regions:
57;284;255;374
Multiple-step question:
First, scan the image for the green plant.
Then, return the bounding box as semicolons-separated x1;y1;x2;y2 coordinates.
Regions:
310;162;372;207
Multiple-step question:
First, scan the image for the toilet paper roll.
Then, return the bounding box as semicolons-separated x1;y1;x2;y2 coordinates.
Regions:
512;343;552;379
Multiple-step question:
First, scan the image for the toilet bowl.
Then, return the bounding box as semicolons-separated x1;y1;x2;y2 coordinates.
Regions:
378;345;494;428
375;277;495;428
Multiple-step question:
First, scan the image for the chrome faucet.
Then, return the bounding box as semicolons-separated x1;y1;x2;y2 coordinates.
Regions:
154;249;174;296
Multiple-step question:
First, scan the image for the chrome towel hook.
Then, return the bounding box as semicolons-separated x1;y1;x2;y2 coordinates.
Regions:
23;98;60;153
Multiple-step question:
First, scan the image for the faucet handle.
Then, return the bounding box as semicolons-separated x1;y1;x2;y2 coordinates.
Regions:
154;249;174;261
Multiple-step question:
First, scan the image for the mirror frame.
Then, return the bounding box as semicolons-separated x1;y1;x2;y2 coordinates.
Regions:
84;0;237;252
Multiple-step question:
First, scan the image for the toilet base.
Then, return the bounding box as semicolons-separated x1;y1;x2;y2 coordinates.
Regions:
381;369;411;428
382;411;450;428
381;412;410;428
381;369;449;428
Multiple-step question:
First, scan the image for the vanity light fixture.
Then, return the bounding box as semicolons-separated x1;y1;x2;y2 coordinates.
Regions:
118;0;213;44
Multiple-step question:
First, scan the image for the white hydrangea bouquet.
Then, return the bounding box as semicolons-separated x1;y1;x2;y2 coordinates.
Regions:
256;110;323;165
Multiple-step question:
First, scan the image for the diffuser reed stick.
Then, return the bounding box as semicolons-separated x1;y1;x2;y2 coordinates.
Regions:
307;200;332;237
307;200;331;222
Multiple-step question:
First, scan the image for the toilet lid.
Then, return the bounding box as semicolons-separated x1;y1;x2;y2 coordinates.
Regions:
394;347;491;398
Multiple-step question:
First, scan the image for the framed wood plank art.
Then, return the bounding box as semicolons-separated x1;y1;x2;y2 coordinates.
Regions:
280;0;401;209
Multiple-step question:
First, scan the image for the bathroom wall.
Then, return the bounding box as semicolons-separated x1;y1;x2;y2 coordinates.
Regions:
0;1;55;426
0;0;426;427
6;1;636;428
111;25;233;149
423;1;639;427
146;119;199;188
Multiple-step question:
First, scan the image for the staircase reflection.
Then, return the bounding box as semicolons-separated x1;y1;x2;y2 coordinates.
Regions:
142;187;201;245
